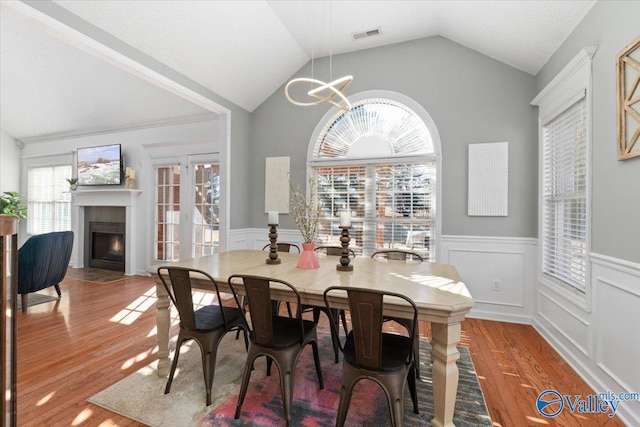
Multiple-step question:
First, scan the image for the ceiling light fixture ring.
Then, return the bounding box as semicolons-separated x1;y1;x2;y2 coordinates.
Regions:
285;75;353;111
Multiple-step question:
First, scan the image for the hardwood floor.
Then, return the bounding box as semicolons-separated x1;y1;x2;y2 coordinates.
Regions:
17;274;626;427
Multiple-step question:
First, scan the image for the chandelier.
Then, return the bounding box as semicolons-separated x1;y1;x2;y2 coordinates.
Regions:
284;2;353;111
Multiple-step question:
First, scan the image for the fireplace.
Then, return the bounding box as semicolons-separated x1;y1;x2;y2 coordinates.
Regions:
71;189;141;276
88;221;125;271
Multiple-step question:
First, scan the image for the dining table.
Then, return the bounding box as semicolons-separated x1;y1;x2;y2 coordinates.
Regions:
151;249;475;427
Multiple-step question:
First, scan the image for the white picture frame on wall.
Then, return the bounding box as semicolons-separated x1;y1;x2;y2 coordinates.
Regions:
264;156;290;214
468;142;508;216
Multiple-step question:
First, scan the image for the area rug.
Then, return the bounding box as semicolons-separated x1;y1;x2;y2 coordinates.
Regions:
16;292;58;311
88;329;492;427
65;267;126;283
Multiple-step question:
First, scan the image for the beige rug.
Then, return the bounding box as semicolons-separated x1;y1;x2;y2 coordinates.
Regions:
88;334;249;426
65;267;126;283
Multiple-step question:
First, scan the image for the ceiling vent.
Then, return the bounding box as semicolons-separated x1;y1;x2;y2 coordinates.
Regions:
352;27;382;41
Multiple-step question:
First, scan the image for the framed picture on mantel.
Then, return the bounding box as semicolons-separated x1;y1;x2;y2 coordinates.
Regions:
617;36;640;160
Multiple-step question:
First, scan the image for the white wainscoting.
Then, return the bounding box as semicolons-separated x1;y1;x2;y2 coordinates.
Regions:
440;235;537;324
533;253;640;426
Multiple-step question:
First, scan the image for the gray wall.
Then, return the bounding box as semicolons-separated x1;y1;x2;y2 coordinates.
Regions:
535;0;640;264
0;130;21;193
251;36;537;239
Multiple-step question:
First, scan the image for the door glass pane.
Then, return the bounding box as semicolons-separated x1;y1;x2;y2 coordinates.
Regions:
155;166;180;261
375;163;435;260
316;165;366;254
192;164;219;257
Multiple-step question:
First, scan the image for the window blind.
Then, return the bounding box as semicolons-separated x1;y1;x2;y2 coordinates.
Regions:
542;96;587;291
314;162;435;260
27;165;72;234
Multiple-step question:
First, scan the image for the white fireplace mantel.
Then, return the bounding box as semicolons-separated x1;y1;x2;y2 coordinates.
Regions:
71;189;142;276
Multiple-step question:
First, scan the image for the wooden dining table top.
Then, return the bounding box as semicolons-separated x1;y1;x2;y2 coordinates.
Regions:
151;249;475;323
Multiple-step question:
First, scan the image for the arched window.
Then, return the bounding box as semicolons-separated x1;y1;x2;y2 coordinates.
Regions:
308;92;441;260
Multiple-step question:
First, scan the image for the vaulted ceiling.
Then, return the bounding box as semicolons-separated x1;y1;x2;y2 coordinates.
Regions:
0;0;597;142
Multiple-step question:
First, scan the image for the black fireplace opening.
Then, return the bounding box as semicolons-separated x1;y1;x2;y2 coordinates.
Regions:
88;221;125;271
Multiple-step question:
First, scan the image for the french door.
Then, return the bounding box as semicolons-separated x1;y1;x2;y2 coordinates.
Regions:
154;154;220;261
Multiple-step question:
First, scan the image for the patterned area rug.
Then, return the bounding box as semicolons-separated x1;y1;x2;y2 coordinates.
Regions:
88;327;491;427
65;267;126;283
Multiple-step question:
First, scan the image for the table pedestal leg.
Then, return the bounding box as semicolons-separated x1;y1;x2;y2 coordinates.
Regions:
430;321;461;427
155;279;171;377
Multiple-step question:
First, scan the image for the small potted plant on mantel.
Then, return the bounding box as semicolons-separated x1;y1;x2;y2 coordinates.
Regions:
66;178;78;191
0;191;27;219
289;178;322;269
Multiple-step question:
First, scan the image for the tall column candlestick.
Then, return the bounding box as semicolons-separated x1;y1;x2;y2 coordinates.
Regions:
266;224;281;264
336;226;353;271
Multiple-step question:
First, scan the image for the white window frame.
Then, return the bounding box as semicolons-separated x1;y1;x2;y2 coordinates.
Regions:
22;154;73;236
531;47;596;310
307;90;442;260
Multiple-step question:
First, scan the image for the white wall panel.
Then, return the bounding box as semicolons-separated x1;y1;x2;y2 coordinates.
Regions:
538;290;591;356
595;271;640;393
441;235;536;323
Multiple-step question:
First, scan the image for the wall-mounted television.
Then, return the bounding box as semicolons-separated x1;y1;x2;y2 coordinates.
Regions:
77;144;123;186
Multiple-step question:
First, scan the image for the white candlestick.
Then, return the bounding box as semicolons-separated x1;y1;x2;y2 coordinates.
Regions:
340;211;351;227
268;210;279;225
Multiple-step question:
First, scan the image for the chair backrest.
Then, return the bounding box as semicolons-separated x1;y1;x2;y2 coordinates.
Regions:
371;249;423;262
261;242;300;253
228;274;304;348
18;231;74;293
315;245;355;257
324;286;418;371
157;266;229;331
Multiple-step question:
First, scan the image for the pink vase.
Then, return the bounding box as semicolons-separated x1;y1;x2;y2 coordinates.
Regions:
297;242;320;269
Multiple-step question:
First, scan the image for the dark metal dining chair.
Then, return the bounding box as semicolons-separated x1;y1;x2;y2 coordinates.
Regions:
157;266;248;406
371;249;424;262
314;245;355;257
371;249;423;378
324;286;419;427
227;274;324;427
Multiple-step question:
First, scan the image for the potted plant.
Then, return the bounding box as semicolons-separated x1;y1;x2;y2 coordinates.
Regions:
0;191;27;219
66;177;78;191
289;178;322;268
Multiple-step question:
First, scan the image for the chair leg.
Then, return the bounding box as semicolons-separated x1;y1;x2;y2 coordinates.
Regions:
235;296;247;340
235;347;258;420
54;283;62;297
320;307;340;363
340;309;348;335
384;373;408;427
277;354;295;427
336;375;357;427
164;337;185;395
413;329;421;379
202;349;213;406
21;294;28;313
310;340;324;389
203;336;223;406
408;363;419;414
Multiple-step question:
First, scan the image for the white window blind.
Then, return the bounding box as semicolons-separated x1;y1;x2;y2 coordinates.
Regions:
542;96;587;291
315;162;435;260
27;165;72;234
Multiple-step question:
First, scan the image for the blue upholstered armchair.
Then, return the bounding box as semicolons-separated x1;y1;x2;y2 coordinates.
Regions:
18;231;74;313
